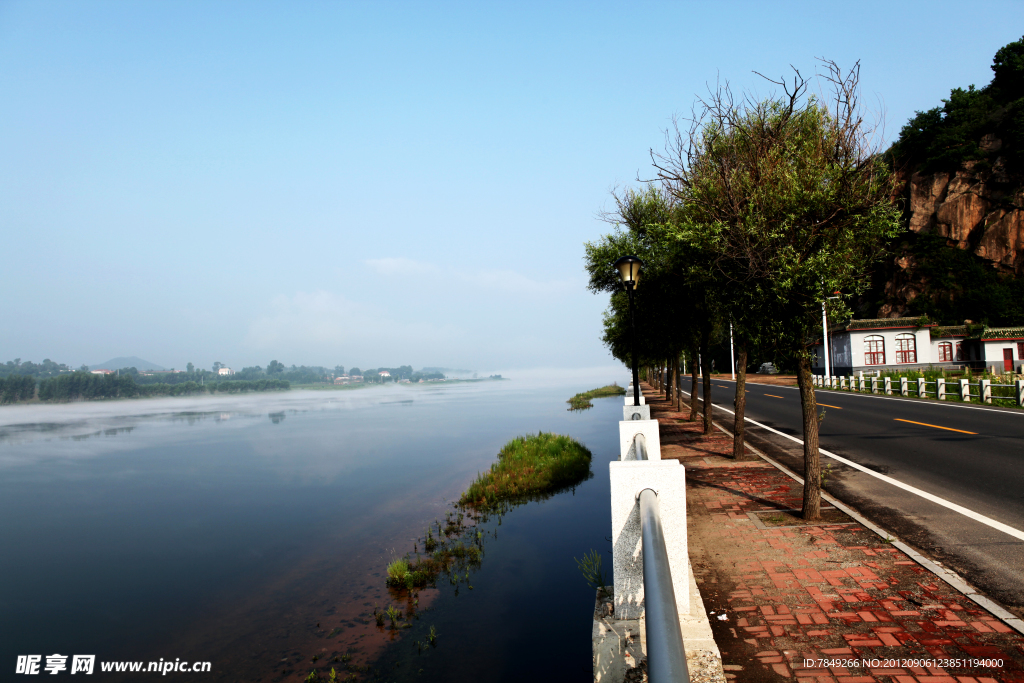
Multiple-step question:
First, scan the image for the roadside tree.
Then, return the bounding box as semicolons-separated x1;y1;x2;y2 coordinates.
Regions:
655;62;902;518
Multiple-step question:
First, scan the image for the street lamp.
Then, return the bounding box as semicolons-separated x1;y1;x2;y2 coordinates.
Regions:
614;255;643;407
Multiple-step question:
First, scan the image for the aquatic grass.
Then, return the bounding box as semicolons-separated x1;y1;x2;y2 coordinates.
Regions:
567;383;626;411
459;432;592;509
574;549;610;598
385;558;410;586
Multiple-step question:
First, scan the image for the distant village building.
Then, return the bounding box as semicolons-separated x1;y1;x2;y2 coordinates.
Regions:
378;370;391;379
217;367;235;376
333;375;351;385
813;318;1024;374
90;369;114;375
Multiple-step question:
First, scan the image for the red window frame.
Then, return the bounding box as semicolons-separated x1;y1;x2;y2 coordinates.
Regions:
864;336;885;365
895;334;917;364
938;342;953;362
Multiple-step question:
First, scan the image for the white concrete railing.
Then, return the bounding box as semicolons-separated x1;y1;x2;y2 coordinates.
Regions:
814;374;1024;407
608;384;689;681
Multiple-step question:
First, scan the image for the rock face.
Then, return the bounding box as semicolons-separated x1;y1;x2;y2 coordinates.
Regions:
904;153;1024;274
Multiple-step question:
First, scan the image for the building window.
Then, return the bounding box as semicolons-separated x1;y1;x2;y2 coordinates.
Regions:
864;335;885;365
938;342;953;362
895;333;917;364
956;342;964;361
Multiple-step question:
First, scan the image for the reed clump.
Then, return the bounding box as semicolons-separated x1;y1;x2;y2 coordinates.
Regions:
459;432;592;509
567;383;626;411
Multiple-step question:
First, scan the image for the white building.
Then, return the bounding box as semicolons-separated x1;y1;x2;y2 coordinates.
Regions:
979;328;1024;373
810;318;1024;375
217;367;234;376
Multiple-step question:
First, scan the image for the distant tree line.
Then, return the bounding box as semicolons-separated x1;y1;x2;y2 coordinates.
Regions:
21;372;291;402
0;355;448;404
0;375;36;403
0;358;74;379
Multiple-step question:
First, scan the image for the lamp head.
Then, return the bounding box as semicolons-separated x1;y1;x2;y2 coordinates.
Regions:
613;255;643;289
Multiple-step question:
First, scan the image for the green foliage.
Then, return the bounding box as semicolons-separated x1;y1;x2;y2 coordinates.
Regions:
0;358;73;379
889;35;1024;176
875;233;1024;326
459;432;592;509
31;372;289;402
206;379;290;393
385;558;409;586
0;375;36;403
567;383;626;410
574;549;610;597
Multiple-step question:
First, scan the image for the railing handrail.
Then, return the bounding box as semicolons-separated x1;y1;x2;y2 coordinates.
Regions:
635;432;648;461
638;488;689;682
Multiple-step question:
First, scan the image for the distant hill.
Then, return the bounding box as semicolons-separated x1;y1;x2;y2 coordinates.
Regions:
89;357;166;371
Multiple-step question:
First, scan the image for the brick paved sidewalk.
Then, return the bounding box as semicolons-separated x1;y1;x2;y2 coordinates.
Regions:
641;383;1024;683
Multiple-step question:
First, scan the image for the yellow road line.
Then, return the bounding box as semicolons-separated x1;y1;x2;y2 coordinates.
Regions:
894;418;977;435
816;403;843;409
765;394;785;399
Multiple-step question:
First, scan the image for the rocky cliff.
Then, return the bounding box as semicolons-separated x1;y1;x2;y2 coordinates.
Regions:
861;151;1024;324
903;140;1023;275
862;34;1024;325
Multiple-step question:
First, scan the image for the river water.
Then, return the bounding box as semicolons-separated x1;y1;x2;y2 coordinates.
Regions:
0;371;624;681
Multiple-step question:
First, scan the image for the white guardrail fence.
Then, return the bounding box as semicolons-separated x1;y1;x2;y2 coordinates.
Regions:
596;384;692;682
813;373;1024;407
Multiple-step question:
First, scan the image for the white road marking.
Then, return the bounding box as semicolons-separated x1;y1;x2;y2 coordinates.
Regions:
680;388;1024;542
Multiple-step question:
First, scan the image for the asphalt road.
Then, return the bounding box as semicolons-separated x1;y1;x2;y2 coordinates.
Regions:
681;375;1024;615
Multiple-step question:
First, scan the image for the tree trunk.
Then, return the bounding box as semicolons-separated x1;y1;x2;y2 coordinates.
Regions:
665;359;671;400
700;335;712;434
689;352;699;421
733;344;749;459
797;355;822;520
674;356;681;412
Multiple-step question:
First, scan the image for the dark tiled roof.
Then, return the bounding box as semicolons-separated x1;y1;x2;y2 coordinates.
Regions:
980;327;1024;340
845;317;929;330
931;325;968;338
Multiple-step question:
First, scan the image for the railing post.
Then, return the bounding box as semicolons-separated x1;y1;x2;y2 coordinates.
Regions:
960;378;970;402
858;376;865;392
608;462;689;621
900;376;908;397
871;377;878;394
937;379;945;401
884;377;892;395
918;377;926;398
981;379;992;404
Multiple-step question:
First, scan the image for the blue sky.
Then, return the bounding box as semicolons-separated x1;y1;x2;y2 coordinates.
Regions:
1;1;1020;372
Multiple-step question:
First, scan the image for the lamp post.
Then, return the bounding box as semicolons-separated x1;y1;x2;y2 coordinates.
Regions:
614;255;643;407
821;291;841;380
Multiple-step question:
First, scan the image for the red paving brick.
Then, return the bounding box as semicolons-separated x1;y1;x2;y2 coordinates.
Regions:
638;383;1024;682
